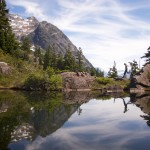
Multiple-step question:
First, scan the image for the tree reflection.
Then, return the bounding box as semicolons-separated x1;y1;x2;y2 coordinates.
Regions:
140;115;150;127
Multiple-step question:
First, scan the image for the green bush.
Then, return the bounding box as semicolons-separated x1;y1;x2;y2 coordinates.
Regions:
96;77;113;85
23;73;62;91
50;74;62;90
23;74;44;90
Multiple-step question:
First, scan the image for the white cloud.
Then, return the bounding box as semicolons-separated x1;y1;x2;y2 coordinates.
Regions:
7;0;150;71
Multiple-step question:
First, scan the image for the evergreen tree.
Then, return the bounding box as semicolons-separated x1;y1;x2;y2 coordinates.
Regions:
34;46;42;65
141;46;150;64
129;60;139;78
56;52;64;70
21;37;31;53
64;48;76;71
0;0;18;54
77;47;83;71
43;47;52;70
90;67;96;76
108;61;118;78
95;68;104;77
51;48;57;69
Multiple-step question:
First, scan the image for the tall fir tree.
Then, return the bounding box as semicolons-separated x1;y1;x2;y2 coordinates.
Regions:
56;52;64;70
0;0;18;54
34;46;43;65
43;46;52;70
64;48;76;71
77;47;83;71
51;48;57;69
21;37;31;53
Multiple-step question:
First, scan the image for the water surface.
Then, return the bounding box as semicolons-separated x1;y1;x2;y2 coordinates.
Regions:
0;91;150;150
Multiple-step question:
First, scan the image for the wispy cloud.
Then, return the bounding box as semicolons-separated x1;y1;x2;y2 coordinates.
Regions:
7;0;150;71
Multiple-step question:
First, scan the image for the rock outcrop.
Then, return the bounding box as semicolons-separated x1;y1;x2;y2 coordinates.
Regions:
134;64;150;88
61;72;96;91
0;62;11;75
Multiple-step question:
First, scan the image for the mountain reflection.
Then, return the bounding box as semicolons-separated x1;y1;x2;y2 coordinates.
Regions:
0;91;150;150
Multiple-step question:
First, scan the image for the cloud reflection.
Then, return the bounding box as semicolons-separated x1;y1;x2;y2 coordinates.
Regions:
25;98;150;150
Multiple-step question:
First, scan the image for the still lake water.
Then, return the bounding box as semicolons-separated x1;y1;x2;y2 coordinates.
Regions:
0;91;150;150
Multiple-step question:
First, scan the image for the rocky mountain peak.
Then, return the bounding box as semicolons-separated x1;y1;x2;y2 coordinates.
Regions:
9;14;39;39
9;14;94;68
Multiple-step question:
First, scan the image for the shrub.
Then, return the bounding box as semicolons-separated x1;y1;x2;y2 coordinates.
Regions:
23;73;62;91
23;74;44;90
96;77;113;85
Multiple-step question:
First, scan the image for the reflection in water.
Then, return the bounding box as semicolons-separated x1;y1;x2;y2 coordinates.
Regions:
0;91;150;149
134;94;150;127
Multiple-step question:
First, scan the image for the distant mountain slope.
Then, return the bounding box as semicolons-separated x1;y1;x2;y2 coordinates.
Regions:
9;14;93;68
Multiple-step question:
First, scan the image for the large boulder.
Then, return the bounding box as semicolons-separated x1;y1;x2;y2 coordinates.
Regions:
134;64;150;88
0;62;11;75
61;72;95;91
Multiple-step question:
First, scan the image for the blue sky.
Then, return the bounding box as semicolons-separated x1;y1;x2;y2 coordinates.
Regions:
6;0;150;71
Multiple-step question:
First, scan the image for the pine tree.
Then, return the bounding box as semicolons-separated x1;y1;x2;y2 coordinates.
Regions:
34;46;43;65
64;48;76;71
95;68;104;77
21;37;31;53
43;47;52;70
129;60;139;78
141;46;150;64
0;0;18;54
90;67;96;76
51;48;57;69
56;52;64;70
108;61;118;78
77;47;83;71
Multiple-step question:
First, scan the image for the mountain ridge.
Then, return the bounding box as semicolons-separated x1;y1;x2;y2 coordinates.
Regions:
9;14;93;69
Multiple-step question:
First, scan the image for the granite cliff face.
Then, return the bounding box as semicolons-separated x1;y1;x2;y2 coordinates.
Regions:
9;14;93;68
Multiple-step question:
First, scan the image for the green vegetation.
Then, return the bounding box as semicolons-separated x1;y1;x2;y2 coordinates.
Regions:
0;0;135;91
96;77;113;85
141;47;150;64
23;68;62;91
96;77;129;89
0;0;103;90
129;60;139;78
108;61;118;78
0;0;19;54
0;90;75;148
